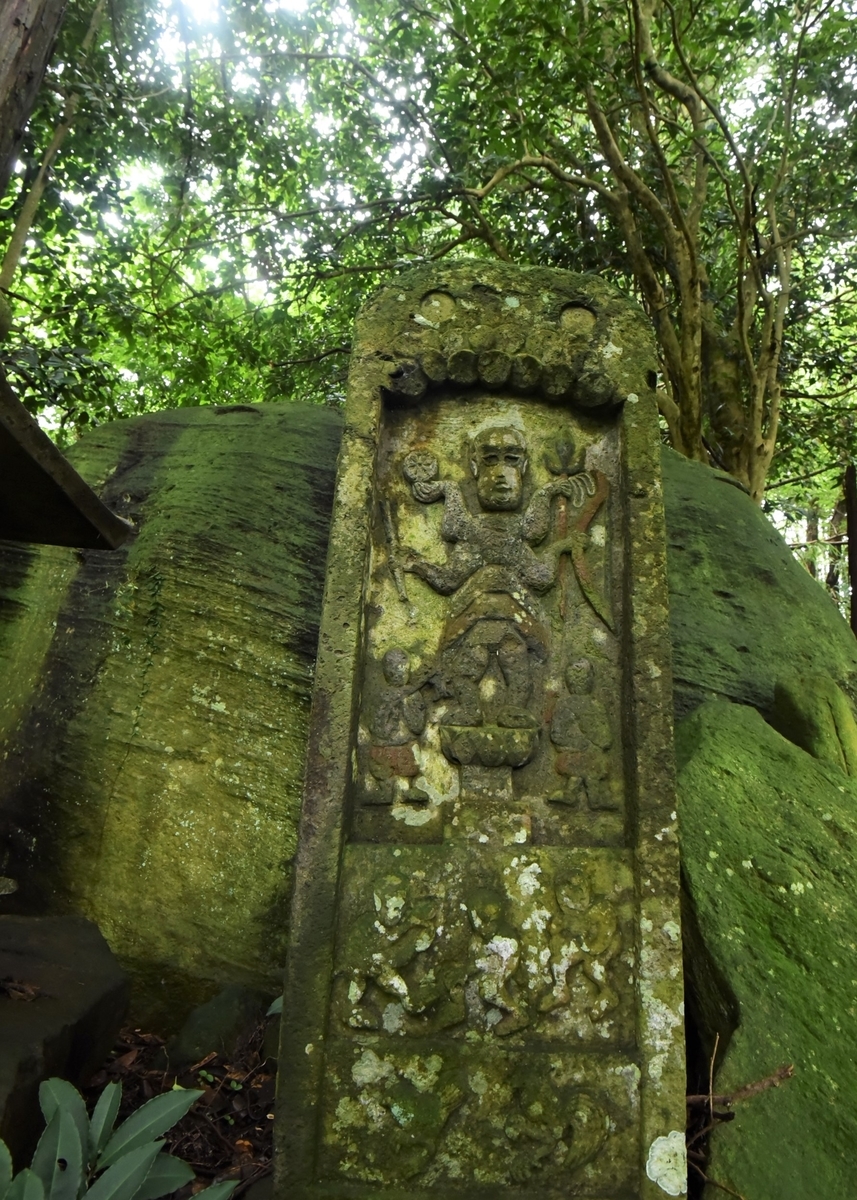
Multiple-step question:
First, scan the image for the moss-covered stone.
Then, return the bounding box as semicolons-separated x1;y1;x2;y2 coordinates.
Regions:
0;403;341;1027
276;263;684;1197
661;447;857;718
677;700;857;1198
1;329;855;1198
769;672;857;775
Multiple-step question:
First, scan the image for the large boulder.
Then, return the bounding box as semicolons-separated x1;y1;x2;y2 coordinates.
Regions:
662;448;857;1197
677;702;857;1198
0;404;341;1027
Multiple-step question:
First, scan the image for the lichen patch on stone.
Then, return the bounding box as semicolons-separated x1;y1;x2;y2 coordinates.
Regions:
645;1130;687;1195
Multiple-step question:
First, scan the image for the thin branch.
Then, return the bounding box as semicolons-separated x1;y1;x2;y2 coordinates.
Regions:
464;156;615;203
272;346;350;367
689;1164;748;1200
686;1063;795;1107
766;464;845;490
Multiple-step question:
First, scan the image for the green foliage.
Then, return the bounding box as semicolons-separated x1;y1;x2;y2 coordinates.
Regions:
1;0;856;504
0;1078;238;1200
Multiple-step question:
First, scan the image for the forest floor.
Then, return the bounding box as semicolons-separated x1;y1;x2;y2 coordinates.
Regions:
83;1023;276;1198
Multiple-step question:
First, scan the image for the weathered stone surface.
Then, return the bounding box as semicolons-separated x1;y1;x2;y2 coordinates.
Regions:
0;404;340;1027
769;672;857;775
677;700;857;1199
662;447;857;719
0;914;128;1166
0;342;853;1199
276;263;684;1197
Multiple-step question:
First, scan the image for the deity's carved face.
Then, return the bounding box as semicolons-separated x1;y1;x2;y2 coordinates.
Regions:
470;427;528;511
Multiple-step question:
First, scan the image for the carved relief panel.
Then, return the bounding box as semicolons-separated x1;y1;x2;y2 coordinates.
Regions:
275;264;686;1200
354;397;623;848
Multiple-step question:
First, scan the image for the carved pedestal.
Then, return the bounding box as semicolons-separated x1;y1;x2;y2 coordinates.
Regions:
275;264;686;1199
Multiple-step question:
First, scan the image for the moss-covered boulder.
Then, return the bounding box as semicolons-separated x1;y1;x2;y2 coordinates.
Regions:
0;403;341;1026
663;447;857;717
677;701;857;1198
662;447;857;1197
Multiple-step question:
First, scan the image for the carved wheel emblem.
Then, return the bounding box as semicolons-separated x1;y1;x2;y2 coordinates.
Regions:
402;449;439;484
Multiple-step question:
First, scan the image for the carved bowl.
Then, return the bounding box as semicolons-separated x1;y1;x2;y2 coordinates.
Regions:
440;723;540;768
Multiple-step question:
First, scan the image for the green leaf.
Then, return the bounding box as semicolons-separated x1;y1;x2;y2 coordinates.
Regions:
0;1142;12;1200
84;1143;163;1200
31;1110;83;1200
89;1085;122;1165
265;996;282;1016
38;1081;89;1170
129;1154;194;1200
194;1182;239;1200
6;1171;45;1200
97;1092;202;1170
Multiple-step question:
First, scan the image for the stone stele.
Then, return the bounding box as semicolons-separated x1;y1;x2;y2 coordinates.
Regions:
274;262;686;1199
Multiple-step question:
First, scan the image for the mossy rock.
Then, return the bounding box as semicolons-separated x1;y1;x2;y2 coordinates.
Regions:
677;701;857;1198
0;403;341;1028
2;387;857;1197
663;446;857;718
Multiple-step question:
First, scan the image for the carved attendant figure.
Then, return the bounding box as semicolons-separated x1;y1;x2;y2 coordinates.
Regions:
365;648;428;804
549;658;618;809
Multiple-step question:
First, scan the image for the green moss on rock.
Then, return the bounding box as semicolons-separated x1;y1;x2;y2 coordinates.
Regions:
662;448;857;717
0;403;342;1028
769;672;857;775
678;700;857;1198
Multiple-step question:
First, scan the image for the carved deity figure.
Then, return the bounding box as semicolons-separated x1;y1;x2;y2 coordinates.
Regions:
340;879;466;1035
539;869;622;1023
400;427;605;747
401;427;580;599
466;886;529;1035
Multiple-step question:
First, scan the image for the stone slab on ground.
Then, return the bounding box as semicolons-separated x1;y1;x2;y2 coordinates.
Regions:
0;914;128;1167
677;700;857;1199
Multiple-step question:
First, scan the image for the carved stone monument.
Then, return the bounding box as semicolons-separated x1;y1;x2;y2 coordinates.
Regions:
275;264;686;1198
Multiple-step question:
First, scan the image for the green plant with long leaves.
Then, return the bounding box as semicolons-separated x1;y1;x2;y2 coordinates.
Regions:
0;1078;239;1200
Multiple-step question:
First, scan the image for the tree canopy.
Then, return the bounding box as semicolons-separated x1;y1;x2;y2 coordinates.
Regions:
2;0;857;538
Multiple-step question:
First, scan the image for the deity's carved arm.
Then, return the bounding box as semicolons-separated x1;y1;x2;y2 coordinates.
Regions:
404;544;483;595
411;478;471;544
517;546;558;594
402;690;427;736
521;486;554;545
403;476;482;593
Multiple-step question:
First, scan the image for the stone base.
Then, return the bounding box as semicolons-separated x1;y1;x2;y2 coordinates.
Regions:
318;1041;639;1195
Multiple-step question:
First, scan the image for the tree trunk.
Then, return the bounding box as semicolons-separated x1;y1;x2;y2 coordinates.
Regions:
0;0;68;202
